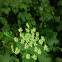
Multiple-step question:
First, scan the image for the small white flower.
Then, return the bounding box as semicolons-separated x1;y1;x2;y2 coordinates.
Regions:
18;28;23;32
34;47;38;52
29;42;32;47
31;29;33;33
32;27;36;32
38;39;43;45
25;28;29;33
35;36;39;41
41;36;45;42
14;47;20;54
26;23;29;28
24;43;29;49
20;33;24;38
44;45;49;52
32;54;37;60
20;39;25;44
14;37;18;42
34;42;37;46
38;49;41;54
26;54;30;59
36;32;39;37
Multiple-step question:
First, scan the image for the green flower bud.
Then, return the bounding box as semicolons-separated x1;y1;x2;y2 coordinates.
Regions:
38;49;41;54
31;33;34;38
44;45;49;52
14;37;18;42
14;47;20;54
11;44;14;53
34;47;38;52
32;54;37;60
36;32;39;37
41;36;45;42
20;33;24;38
26;38;29;43
31;28;36;34
31;29;33;33
26;54;30;59
26;23;29;28
18;28;23;32
25;33;30;39
24;43;29;49
38;39;43;45
20;39;25;44
34;42;37;46
32;27;36;32
25;28;29;33
35;36;39;41
29;42;32;47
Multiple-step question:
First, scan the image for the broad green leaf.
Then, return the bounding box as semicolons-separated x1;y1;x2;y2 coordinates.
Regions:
0;54;10;62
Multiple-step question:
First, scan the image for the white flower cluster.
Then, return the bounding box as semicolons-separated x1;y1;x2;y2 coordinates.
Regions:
18;23;45;50
13;23;48;60
18;23;38;49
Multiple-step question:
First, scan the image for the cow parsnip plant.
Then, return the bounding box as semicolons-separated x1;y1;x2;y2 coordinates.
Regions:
12;23;49;61
0;0;62;62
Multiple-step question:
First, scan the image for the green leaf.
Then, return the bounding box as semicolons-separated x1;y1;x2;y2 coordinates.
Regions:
0;54;10;62
54;16;60;22
12;8;19;14
10;56;19;62
58;0;62;6
38;53;51;62
46;30;59;46
19;3;28;10
55;57;62;62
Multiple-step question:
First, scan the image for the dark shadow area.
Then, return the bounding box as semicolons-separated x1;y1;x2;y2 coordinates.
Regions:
50;0;59;8
7;11;18;24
